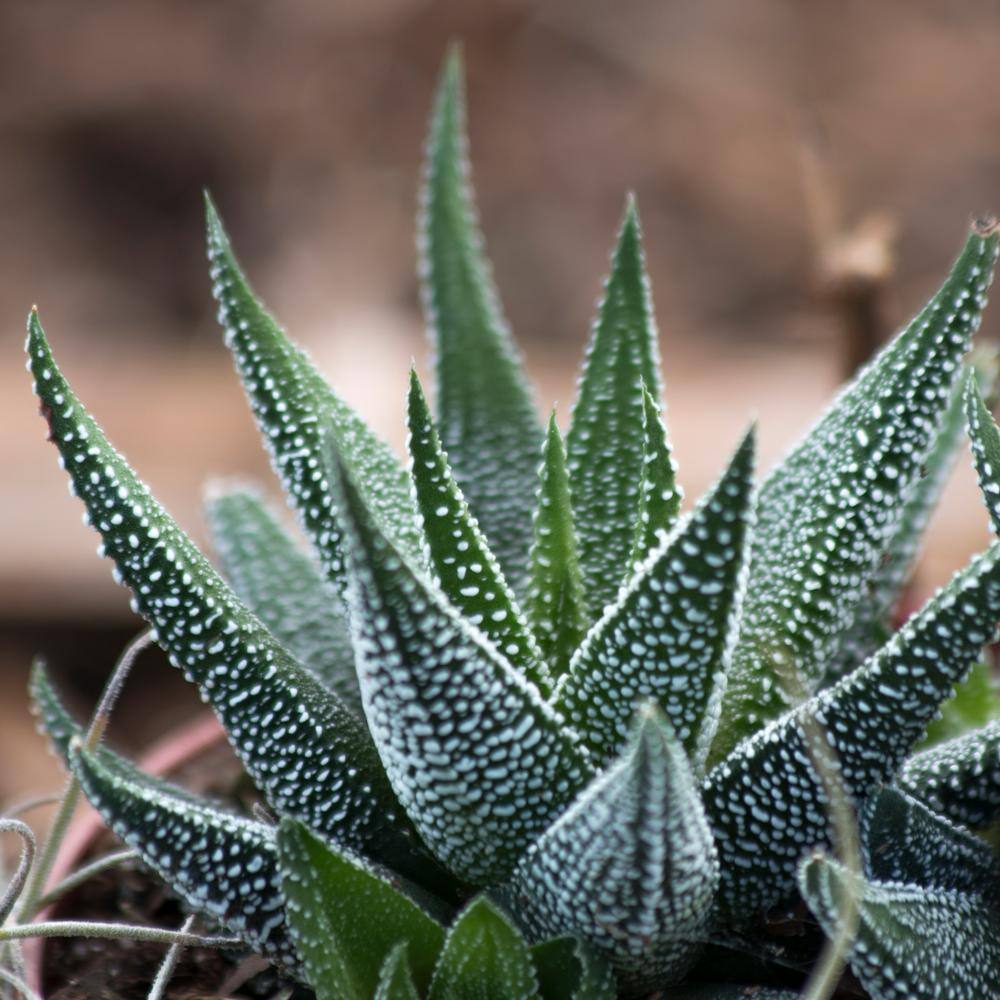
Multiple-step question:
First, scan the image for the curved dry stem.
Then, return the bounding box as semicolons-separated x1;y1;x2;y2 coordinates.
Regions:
0;920;241;950
0;821;36;925
35;849;138;912
0;965;42;1000
147;914;195;1000
1;795;60;822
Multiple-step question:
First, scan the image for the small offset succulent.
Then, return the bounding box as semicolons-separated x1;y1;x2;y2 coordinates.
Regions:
20;50;1000;999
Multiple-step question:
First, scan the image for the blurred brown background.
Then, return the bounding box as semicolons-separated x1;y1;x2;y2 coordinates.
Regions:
3;0;1000;802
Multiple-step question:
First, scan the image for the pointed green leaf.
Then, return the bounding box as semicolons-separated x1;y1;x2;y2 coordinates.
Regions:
553;428;755;770
921;658;1000;748
567;198;666;612
26;314;419;869
703;540;1000;922
428;897;538;1000
965;372;1000;533
205;485;359;708
29;658;81;763
70;744;297;973
420;49;541;591
860;786;1000;902
333;450;593;885
900;721;1000;829
278;819;446;999
526;414;589;682
375;943;422;1000
495;707;717;993
406;371;550;694
715;222;1000;761
629;383;682;569
801;853;1000;1000
529;937;616;1000
205;196;424;591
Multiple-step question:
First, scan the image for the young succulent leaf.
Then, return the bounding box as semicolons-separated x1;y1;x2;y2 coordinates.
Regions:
420;48;541;592
567;198;666;612
375;943;422;1000
495;706;718;992
205;196;425;590
406;370;551;694
629;383;683;569
70;744;298;974
964;372;1000;533
205;486;360;707
527;414;589;682
277;819;446;999
702;539;1000;923
920;659;1000;748
428;897;538;1000
529;937;616;1000
800;852;1000;1000
332;448;594;885
714;222;1000;762
899;720;1000;829
860;786;1000;902
26;315;419;868
29;658;81;763
832;370;972;678
553;427;755;769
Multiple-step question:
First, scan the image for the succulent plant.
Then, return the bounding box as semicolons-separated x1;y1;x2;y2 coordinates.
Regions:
18;49;1000;999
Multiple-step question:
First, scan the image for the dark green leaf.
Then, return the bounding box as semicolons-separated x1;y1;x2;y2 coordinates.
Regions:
333;450;593;885
406;370;550;694
205;485;359;707
428;897;538;1000
375;943;422;1000
420;48;541;591
965;372;1000;533
703;540;1000;922
567;198;665;612
801;852;1000;1000
668;988;799;1000
278;819;446;999
554;427;755;770
495;706;717;993
714;222;1000;762
530;937;615;1000
526;414;589;682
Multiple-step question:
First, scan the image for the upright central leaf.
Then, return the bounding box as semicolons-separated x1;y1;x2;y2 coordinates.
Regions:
713;222;1000;762
566;198;666;614
420;48;541;592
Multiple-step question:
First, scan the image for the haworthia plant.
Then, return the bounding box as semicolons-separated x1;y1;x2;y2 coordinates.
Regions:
24;49;1000;1000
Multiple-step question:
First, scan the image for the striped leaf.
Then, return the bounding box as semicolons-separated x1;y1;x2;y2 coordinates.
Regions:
420;48;541;592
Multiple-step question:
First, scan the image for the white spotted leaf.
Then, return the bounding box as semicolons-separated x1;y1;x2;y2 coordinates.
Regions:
526;414;590;682
277;819;446;1000
567;198;666;613
205;485;360;708
714;223;1000;762
703;540;1000;923
428;897;538;1000
965;372;1000;534
406;370;551;695
332;448;594;885
420;49;541;593
553;427;755;770
800;853;1000;1000
375;943;422;1000
494;706;718;994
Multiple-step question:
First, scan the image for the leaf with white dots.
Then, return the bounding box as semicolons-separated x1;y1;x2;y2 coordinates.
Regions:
494;706;718;994
629;383;682;569
529;936;616;1000
205;485;359;708
428;897;538;1000
714;222;1000;762
406;370;550;695
553;427;755;770
899;720;1000;830
26;315;421;872
334;449;593;885
375;943;422;1000
277;819;446;1000
921;658;1000;748
420;48;541;593
800;852;1000;1000
860;786;1000;902
30;658;81;763
669;988;799;1000
526;414;589;682
567;198;666;613
205;196;424;591
965;372;1000;534
70;743;298;974
703;540;1000;923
